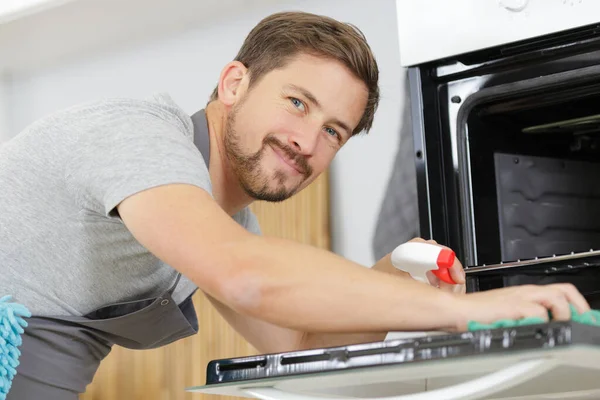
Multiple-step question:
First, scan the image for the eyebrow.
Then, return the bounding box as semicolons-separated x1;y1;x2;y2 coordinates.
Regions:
285;84;353;137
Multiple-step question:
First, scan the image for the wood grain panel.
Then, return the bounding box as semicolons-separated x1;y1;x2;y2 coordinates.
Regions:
80;171;330;400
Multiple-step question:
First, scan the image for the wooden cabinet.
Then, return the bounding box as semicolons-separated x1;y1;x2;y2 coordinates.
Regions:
80;172;330;400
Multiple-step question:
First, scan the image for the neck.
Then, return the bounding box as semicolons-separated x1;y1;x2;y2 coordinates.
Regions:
204;101;254;216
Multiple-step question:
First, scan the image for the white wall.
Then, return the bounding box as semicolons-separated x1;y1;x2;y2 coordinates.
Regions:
0;75;10;143
6;0;405;266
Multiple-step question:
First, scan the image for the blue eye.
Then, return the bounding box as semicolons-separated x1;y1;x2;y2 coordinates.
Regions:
290;97;305;111
324;127;339;139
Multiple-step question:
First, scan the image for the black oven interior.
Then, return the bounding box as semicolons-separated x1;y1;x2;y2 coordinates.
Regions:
465;83;600;306
468;81;600;265
409;23;600;305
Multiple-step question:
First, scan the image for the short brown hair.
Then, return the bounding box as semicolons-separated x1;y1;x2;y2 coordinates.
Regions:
209;11;379;135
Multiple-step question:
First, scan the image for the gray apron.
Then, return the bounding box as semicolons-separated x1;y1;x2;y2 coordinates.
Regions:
9;109;211;399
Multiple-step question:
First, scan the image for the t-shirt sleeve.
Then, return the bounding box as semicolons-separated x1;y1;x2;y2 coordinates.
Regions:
244;208;262;236
64;112;211;218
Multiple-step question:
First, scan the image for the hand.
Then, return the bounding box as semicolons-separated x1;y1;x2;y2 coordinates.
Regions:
410;238;466;294
372;238;466;294
453;283;591;331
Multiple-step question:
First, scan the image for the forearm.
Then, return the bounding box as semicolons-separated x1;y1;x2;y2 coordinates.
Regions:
116;185;456;344
210;235;463;334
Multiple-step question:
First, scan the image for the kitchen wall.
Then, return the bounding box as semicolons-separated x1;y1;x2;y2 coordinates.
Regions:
0;75;10;143
4;0;405;266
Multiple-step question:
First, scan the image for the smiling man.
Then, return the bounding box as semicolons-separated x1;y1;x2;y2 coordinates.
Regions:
0;11;590;399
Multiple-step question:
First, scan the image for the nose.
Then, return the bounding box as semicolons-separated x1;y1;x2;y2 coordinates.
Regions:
287;126;319;156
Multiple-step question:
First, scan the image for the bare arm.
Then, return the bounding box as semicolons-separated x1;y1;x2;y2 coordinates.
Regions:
118;184;590;353
206;291;386;353
117;184;460;335
203;241;462;353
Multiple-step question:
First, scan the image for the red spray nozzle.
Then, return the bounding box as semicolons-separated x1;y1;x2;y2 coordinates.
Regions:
432;248;456;284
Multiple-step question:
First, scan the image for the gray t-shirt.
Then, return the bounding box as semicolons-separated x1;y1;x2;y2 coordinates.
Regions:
0;93;261;316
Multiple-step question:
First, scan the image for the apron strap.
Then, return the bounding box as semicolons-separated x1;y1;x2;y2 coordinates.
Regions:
191;109;210;167
165;109;211;296
167;272;183;294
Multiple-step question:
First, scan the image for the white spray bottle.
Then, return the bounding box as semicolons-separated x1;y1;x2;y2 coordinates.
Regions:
390;241;456;285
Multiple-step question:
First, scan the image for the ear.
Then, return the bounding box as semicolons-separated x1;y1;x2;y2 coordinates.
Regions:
217;61;248;107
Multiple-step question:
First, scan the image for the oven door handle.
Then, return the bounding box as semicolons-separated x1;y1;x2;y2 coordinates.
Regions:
242;358;553;400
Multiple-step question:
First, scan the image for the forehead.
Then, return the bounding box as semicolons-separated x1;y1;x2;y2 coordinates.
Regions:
261;53;368;128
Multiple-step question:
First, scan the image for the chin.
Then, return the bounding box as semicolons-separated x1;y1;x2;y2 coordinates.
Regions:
245;182;299;203
251;190;293;203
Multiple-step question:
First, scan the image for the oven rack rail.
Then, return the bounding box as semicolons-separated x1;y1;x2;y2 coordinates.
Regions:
466;249;600;274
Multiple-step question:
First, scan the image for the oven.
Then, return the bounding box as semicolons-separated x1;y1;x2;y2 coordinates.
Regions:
406;20;600;307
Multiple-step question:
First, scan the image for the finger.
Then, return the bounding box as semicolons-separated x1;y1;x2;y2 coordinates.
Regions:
448;259;465;285
410;237;440;246
439;280;465;294
553;283;590;314
537;288;571;321
454;283;466;294
426;271;440;288
395;269;413;279
516;303;549;322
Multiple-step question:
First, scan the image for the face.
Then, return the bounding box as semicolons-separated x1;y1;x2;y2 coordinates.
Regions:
221;53;368;202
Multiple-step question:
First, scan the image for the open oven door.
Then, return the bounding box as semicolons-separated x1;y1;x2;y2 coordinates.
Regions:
188;322;600;399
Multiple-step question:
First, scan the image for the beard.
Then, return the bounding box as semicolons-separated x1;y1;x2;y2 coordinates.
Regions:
223;103;313;203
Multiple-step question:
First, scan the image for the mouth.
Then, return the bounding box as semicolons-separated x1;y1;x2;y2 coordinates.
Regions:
269;144;305;175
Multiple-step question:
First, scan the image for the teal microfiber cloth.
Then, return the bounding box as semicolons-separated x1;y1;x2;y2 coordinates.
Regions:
468;304;600;331
0;296;30;399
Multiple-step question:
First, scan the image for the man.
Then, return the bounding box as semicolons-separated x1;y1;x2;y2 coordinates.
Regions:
0;11;589;399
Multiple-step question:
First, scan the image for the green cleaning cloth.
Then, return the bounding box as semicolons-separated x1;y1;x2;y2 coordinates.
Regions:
467;304;600;331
